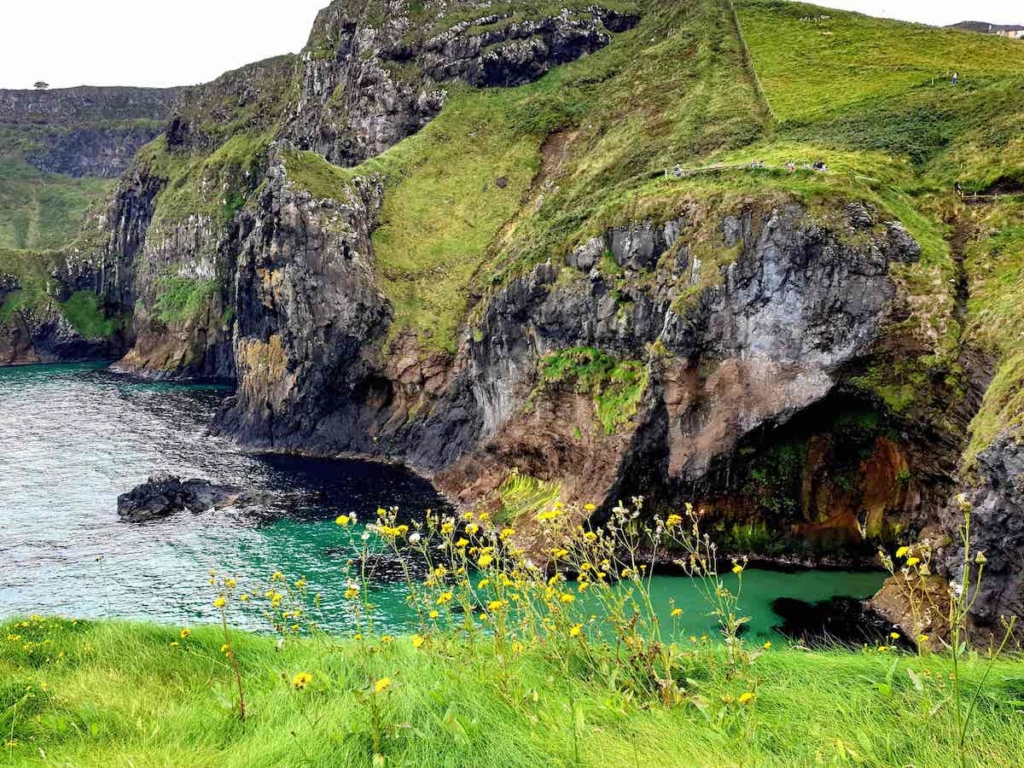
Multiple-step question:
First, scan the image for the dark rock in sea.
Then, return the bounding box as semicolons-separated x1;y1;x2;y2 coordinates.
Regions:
772;596;915;650
323;548;432;583
117;475;245;522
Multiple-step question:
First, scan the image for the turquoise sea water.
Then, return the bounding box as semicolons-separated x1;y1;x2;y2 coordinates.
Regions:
0;363;885;641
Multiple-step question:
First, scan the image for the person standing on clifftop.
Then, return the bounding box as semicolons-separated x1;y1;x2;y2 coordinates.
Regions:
952;71;959;85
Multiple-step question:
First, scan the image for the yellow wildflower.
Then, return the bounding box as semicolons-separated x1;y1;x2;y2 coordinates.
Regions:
906;557;920;567
212;596;226;608
465;523;480;535
666;514;683;527
179;628;191;639
560;593;576;604
732;564;744;574
890;632;900;640
335;515;351;527
455;538;469;548
763;641;772;649
292;672;313;690
429;610;439;619
738;692;756;705
671;608;683;617
437;592;453;605
478;553;494;568
374;677;392;694
895;546;910;558
569;624;583;638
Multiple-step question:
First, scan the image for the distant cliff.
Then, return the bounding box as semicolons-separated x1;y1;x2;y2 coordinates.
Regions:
0;86;181;178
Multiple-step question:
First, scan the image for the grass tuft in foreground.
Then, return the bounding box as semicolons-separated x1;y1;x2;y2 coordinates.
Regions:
3;617;1023;767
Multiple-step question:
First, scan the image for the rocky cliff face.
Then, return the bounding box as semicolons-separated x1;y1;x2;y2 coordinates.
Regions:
940;435;1024;628
206;186;930;561
0;249;129;365
285;2;637;166
0;86;180;177
433;202;929;555
81;0;939;564
0;86;179;362
91;2;639;382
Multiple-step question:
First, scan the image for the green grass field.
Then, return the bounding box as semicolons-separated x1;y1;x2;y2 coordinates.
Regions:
3;618;1024;767
0;158;112;252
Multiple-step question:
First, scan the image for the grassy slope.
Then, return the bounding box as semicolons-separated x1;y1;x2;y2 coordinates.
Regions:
280;0;1024;454
962;199;1024;460
0;156;113;252
734;0;1024;459
4;618;1024;767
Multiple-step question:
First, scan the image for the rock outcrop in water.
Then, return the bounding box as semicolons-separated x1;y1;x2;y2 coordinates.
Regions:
117;475;246;522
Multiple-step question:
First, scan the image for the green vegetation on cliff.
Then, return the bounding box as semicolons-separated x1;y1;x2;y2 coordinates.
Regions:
0;249;123;339
138;132;274;228
288;0;762;351
60;291;121;339
725;0;1024;455
962;201;1024;463
0;248;61;325
153;276;221;325
537;347;648;434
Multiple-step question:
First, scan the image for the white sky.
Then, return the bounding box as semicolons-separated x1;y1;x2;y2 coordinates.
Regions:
0;0;1021;90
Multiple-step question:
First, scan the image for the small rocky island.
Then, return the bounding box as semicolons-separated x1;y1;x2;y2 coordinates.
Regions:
117;475;249;522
